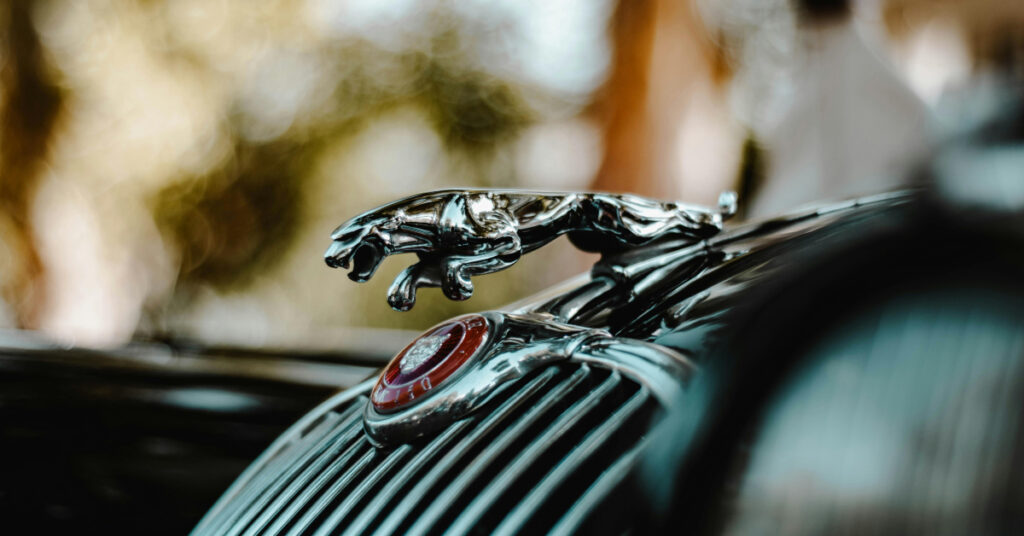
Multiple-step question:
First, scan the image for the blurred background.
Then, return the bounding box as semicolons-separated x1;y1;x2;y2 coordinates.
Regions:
0;0;1020;348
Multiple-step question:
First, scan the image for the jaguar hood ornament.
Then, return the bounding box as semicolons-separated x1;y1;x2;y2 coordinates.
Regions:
325;189;737;310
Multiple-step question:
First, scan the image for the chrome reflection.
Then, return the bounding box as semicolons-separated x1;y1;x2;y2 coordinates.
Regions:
363;310;695;446
363;311;604;445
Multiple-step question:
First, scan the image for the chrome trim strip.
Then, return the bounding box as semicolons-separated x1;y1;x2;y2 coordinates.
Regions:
573;339;693;406
513;276;617;322
708;190;915;248
502;272;594;316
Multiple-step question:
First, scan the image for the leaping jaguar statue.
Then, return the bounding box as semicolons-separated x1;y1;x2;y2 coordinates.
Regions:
325;189;737;311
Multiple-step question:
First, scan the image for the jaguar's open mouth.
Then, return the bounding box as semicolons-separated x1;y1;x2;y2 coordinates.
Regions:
348;241;385;282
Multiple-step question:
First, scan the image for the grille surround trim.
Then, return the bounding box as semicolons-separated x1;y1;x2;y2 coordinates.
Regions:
193;338;691;536
361;311;608;446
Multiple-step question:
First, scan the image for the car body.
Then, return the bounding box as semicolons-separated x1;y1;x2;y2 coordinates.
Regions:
6;104;1024;535
190;174;1024;535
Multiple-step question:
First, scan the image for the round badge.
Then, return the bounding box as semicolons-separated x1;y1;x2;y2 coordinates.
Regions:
370;314;489;413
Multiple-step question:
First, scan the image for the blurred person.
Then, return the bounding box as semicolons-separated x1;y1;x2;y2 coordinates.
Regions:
591;0;940;220
885;0;1024;109
589;0;745;206
748;0;931;217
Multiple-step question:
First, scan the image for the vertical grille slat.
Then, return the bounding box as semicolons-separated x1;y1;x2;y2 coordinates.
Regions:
442;371;624;536
332;419;474;536
241;433;369;536
548;441;647;536
201;409;350;532
198;358;671;536
405;365;592;535
491;388;652;535
261;443;377;535
359;366;563;536
200;411;346;535
225;426;363;536
209;403;364;536
287;445;413;536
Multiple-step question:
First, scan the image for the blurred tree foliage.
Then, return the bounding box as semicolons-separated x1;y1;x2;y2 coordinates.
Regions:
2;0;1019;343
149;19;537;331
153;140;307;292
0;0;598;341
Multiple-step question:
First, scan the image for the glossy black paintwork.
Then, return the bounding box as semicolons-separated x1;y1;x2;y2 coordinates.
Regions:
630;189;1024;534
587;192;911;346
0;334;391;535
7;187;1020;535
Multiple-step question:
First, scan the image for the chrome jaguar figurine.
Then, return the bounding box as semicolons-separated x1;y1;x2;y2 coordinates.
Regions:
325;189;737;310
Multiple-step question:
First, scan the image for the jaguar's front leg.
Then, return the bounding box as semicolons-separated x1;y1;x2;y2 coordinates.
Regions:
387;257;443;311
439;233;522;302
387;230;520;309
385;234;522;311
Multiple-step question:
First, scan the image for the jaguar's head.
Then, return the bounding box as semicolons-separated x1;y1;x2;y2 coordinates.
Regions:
324;213;391;282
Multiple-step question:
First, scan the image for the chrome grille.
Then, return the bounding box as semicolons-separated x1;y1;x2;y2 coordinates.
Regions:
193;362;662;536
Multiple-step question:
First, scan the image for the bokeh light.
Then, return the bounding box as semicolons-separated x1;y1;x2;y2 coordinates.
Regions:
1;0;1021;347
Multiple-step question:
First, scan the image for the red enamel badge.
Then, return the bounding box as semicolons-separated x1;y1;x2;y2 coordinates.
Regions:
370;314;489;413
